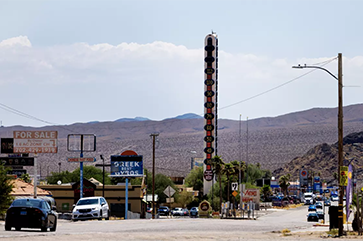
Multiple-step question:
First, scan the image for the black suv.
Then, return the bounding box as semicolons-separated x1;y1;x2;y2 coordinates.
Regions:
158;206;170;216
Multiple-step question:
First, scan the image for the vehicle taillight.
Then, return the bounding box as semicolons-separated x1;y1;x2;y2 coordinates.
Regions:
34;209;42;214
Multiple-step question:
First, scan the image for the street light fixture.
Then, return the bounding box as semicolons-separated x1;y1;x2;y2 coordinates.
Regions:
293;53;344;236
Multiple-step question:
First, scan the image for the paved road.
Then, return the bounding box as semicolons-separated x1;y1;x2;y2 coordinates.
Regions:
0;206;337;241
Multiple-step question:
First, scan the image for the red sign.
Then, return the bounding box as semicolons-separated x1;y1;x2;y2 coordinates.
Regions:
301;170;307;177
121;150;138;155
67;157;95;162
13;131;58;153
204;170;213;181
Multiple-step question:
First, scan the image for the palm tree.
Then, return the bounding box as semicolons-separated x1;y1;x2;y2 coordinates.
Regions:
222;163;235;202
279;174;291;196
231;160;246;183
211;156;225;213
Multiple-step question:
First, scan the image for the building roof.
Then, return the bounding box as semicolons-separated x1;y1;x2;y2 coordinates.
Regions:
11;179;52;197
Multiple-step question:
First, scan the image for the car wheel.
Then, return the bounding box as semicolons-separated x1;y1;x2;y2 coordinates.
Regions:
5;225;11;231
15;227;21;231
50;219;57;232
98;211;103;221
105;210;110;220
41;227;48;232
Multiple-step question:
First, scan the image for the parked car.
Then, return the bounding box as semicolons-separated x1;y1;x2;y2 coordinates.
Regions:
331;195;339;202
308;204;317;212
190;207;199;217
158;206;170;216
307;212;319;222
147;206;152;213
182;208;189;216
315;202;323;209
5;198;57;232
316;210;324;219
324;199;331;206
72;197;110;221
171;207;184;216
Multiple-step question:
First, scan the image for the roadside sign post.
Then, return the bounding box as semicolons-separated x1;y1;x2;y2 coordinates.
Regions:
110;150;143;220
164;186;176;208
67;134;96;200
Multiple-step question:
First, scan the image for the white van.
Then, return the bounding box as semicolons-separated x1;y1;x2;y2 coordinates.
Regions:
304;192;315;205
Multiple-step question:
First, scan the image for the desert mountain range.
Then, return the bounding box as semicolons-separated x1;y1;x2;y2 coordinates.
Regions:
0;104;362;180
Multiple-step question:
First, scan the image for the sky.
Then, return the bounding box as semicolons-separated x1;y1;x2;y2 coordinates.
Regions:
0;0;362;127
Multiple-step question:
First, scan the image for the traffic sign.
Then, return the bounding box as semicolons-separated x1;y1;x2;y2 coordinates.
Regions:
300;170;307;178
231;182;238;191
13;131;58;153
164;186;176;197
232;190;238;197
204;169;213;181
67;157;96;162
1;138;14;153
340;166;348;186
7;169;26;177
0;157;34;166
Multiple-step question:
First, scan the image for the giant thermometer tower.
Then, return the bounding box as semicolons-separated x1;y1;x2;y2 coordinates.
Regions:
203;33;218;195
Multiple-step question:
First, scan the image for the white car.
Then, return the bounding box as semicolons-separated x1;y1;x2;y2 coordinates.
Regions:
171;207;184;216
72;197;110;221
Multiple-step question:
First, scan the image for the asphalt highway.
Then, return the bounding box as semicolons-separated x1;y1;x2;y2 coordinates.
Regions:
0;205;338;241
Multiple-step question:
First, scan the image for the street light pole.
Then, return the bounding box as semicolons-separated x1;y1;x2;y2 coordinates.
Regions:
100;155;105;197
95;156;111;198
150;133;159;219
293;53;343;236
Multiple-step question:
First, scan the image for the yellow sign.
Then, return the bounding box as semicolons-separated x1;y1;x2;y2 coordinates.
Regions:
340;166;348;186
232;191;238;197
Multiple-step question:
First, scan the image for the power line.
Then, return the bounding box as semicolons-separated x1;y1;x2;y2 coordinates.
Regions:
218;57;337;111
0;57;338;132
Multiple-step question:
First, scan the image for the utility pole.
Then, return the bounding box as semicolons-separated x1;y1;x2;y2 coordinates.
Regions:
292;53;344;236
239;114;242;213
337;53;344;236
150;133;159;219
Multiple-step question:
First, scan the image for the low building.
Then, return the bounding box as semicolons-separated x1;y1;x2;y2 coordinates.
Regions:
39;178;145;218
11;179;52;197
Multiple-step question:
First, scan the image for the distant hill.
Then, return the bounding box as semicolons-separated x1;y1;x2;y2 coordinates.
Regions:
114;117;150;122
272;131;363;183
164;113;202;120
0;103;362;180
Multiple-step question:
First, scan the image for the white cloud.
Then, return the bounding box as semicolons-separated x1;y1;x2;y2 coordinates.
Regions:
0;36;362;127
0;36;32;47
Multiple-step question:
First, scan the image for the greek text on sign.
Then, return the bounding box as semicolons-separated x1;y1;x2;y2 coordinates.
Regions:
110;155;143;177
13;131;58;153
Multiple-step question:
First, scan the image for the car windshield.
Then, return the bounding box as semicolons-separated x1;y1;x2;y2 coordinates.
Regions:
77;198;99;206
12;199;42;208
